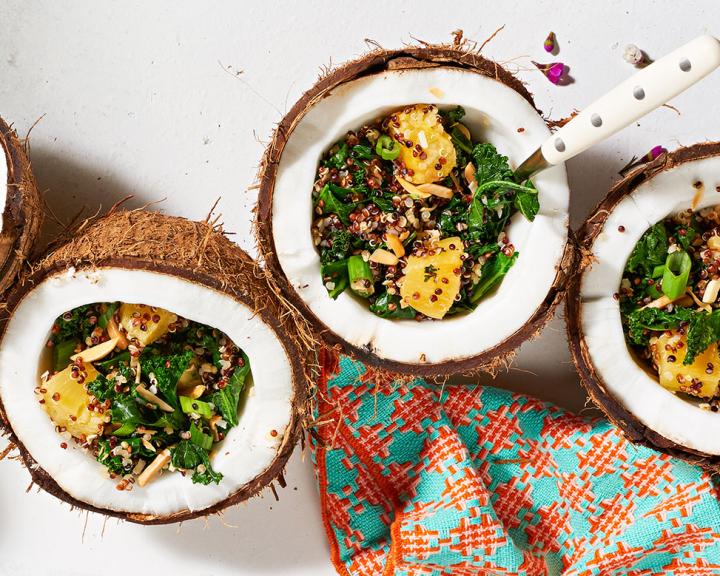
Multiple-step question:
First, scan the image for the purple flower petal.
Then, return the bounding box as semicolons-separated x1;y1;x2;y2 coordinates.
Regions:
532;61;566;85
646;145;668;161
544;31;557;53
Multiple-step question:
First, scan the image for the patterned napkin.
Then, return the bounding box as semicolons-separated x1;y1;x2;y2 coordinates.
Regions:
311;351;720;575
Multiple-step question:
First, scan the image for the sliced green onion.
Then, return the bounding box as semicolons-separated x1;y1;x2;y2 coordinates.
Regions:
376;135;401;161
661;250;691;299
651;264;666;278
189;422;214;450
321;259;349;299
348;255;375;298
180;396;214;419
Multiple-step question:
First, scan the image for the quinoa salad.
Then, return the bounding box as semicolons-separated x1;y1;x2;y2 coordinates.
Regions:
38;302;250;490
311;104;539;321
620;205;720;409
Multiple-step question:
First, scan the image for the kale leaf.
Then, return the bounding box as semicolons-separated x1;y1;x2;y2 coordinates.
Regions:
441;105;466;124
209;352;251;428
315;184;356;225
141;351;194;410
685;310;720;365
320;229;354;264
625;222;669;277
369;292;416;319
171;441;223;485
624;306;695;346
470;252;519;304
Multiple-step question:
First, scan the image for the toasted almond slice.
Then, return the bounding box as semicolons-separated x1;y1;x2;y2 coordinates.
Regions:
142;438;157;453
107;318;129;351
136;384;175;413
641;295;673;310
703;279;720;303
71;337;119;363
209;415;223;442
396;175;430;198
464;162;476;185
687;288;713;312
385;234;406;258
137;448;171;487
370;248;399;266
453;123;471;142
188;385;206;400
417;183;454;199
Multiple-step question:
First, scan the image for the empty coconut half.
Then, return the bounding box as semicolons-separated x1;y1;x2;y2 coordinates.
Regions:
567;142;720;469
257;45;573;376
0;116;42;295
0;210;309;524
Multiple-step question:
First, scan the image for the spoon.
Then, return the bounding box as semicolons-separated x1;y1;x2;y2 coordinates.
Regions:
514;35;720;181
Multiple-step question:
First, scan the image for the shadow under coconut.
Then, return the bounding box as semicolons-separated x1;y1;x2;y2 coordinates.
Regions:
566;146;630;229
147;451;330;572
28;146;155;251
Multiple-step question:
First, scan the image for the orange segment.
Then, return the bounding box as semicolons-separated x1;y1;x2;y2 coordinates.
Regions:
651;331;720;398
400;237;464;319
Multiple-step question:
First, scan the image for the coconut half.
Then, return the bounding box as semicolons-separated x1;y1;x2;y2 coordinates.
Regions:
257;46;573;376
567;142;720;469
0;116;42;295
0;210;310;524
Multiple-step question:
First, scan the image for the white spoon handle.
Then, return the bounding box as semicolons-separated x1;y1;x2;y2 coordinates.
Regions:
542;35;720;166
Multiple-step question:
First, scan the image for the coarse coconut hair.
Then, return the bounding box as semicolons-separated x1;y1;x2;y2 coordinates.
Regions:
567;142;720;470
256;41;575;377
0;209;314;524
0;116;42;296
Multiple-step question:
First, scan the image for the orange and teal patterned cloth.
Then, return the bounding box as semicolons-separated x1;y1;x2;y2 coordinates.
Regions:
311;352;720;575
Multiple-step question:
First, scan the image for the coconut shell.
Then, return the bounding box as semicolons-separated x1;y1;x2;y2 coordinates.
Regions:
256;43;576;377
0;117;42;296
567;141;720;471
0;209;315;524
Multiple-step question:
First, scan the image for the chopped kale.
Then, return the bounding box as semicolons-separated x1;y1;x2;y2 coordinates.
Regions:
625;222;669;277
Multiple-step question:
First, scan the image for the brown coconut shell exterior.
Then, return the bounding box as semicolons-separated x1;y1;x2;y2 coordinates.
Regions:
567;141;720;471
0;117;42;296
0;209;313;524
256;44;576;377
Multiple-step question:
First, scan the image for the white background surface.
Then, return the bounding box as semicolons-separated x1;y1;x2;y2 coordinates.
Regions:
1;1;720;574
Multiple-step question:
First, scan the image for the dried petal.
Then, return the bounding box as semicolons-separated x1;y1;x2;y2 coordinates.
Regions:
532;61;566;85
623;44;645;65
544;31;557;53
646;145;668;162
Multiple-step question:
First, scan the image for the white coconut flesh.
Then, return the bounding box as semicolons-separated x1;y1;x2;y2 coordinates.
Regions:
0;267;295;516
272;67;569;365
0;137;8;235
581;155;720;456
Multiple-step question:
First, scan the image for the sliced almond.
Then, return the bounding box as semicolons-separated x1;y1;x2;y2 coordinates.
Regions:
369;248;399;266
703;279;720;303
107;318;129;351
136;384;175;413
209;415;223;442
641;295;673;310
187;385;206;400
464;162;476;185
142;438;157;453
137;448;171;487
453;123;471;142
396;175;430;198
708;236;720;251
71;337;119;363
687;288;713;312
417;183;454;199
385;234;406;258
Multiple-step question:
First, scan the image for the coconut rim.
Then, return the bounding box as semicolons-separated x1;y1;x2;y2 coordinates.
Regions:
0;116;42;296
567;141;720;469
0;231;308;525
256;45;575;377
